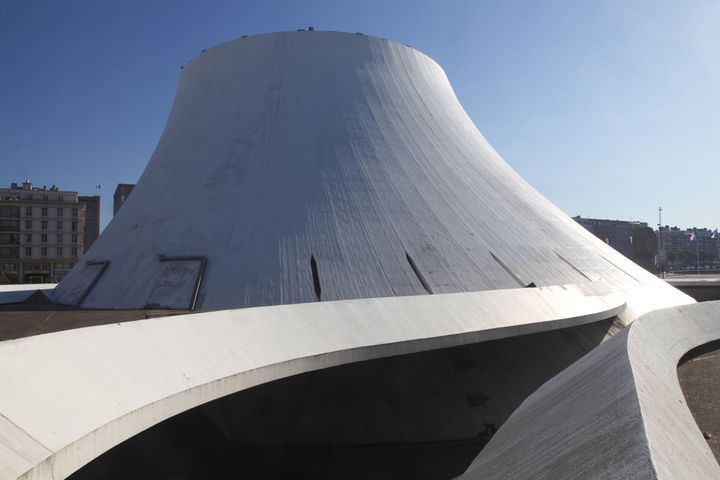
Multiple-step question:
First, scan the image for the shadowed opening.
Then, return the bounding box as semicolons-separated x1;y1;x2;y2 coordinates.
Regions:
311;255;321;301
406;252;433;294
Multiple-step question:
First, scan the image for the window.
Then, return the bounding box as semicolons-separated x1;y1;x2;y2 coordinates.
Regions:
41;207;48;216
56;234;63;243
57;221;63;230
71;234;77;243
71;247;77;256
25;220;31;229
71;221;77;232
56;247;63;257
72;208;78;218
57;208;63;217
42;195;48;201
25;207;32;216
41;234;47;243
41;220;47;230
25;247;32;256
58;195;64;201
25;234;31;244
27;195;33;201
41;247;47;257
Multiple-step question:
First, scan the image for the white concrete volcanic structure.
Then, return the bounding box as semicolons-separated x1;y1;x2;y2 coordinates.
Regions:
2;31;716;480
51;30;688;320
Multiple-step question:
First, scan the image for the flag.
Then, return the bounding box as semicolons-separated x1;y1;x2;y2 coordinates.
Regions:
688;231;696;243
711;229;718;240
604;237;610;245
629;235;633;245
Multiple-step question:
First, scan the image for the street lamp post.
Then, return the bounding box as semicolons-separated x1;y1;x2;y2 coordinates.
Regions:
658;207;664;277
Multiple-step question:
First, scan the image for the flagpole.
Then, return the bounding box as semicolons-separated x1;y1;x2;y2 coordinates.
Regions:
657;207;664;277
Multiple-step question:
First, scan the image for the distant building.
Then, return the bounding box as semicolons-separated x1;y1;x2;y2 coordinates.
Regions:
657;226;719;271
79;196;100;253
113;184;135;216
573;216;657;272
0;181;86;283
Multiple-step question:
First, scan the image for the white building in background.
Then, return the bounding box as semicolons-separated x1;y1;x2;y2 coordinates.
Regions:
0;181;85;283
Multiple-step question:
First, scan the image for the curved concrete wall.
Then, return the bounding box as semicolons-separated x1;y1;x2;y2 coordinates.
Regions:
50;31;690;319
0;283;622;479
460;300;720;479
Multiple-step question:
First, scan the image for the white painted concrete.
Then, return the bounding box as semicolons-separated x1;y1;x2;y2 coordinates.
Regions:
0;282;623;479
49;31;691;321
460;300;720;480
0;285;55;305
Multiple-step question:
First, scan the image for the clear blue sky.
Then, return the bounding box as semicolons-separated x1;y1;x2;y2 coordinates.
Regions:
1;0;718;231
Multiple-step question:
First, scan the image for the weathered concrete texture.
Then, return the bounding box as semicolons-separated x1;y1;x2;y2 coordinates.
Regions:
460;301;720;480
0;282;622;480
49;31;691;322
0;285;55;305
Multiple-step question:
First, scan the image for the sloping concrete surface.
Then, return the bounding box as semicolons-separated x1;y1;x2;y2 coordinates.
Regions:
460;301;720;480
0;282;623;479
50;31;691;322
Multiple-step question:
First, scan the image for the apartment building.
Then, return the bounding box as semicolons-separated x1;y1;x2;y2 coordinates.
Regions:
0;181;86;283
113;183;134;216
79;195;100;252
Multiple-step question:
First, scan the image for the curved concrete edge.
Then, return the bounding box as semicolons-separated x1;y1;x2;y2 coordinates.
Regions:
0;285;55;305
0;282;624;480
460;300;720;480
628;302;720;479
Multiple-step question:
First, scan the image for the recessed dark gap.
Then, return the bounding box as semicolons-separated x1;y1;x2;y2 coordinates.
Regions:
524;282;536;288
554;251;593;281
310;255;321;301
406;252;433;294
489;252;524;287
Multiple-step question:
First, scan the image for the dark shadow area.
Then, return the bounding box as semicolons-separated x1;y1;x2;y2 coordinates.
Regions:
678;342;720;462
673;285;720;302
69;318;616;480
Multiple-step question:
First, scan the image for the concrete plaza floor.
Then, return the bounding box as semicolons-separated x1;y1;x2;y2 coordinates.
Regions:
0;296;181;341
678;344;720;462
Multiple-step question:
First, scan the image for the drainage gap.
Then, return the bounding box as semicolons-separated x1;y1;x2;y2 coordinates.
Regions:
600;254;641;283
310;255;322;301
555;251;593;281
406;252;433;294
489;252;525;287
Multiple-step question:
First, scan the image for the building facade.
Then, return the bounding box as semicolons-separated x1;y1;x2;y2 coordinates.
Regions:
0;181;86;283
113;184;134;216
79;195;100;253
573;216;658;272
657;226;719;271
